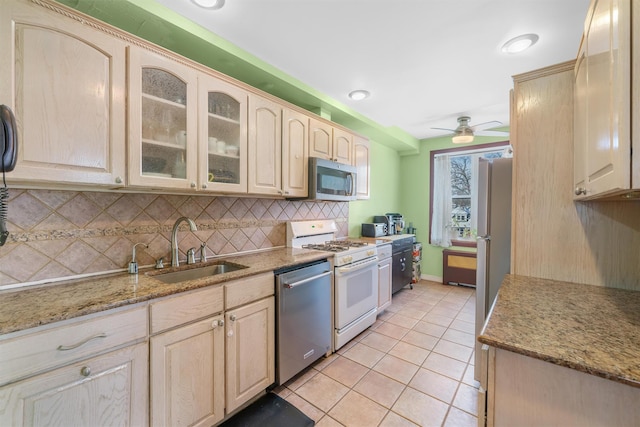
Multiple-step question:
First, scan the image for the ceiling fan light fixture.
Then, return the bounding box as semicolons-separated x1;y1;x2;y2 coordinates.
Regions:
191;0;225;10
348;90;370;101
501;33;539;54
452;133;474;144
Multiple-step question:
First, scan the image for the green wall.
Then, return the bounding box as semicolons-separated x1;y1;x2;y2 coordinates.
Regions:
348;141;402;237
397;135;509;280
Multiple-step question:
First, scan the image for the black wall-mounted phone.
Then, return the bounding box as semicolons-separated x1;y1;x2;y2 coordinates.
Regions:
0;104;17;173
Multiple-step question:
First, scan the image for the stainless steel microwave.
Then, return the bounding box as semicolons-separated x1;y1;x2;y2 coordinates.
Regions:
307;157;357;201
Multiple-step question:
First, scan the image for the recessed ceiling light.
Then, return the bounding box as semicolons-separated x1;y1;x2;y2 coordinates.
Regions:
501;33;539;54
348;90;370;101
191;0;225;10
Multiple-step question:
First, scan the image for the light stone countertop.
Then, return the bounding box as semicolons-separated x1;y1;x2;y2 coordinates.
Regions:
357;234;415;245
479;274;640;388
0;247;329;336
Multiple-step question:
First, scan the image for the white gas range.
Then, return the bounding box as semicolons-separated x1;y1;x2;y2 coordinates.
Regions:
287;220;378;351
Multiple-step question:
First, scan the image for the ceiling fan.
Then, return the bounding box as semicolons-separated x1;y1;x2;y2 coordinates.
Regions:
432;116;510;143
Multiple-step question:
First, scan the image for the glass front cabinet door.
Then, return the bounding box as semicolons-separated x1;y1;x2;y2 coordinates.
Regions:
198;74;248;193
128;47;198;189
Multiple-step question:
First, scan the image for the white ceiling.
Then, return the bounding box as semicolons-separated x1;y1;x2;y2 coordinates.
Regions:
155;0;590;140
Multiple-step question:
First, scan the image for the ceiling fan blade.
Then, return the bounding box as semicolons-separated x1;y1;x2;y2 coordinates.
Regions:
470;120;502;131
476;130;510;137
430;127;456;132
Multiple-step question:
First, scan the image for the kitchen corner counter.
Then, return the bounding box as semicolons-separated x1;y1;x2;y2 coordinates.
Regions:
357;234;415;245
479;274;640;388
0;247;329;336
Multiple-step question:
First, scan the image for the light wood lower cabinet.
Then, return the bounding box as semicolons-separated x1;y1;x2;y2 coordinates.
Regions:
225;296;275;414
377;244;392;312
150;315;225;427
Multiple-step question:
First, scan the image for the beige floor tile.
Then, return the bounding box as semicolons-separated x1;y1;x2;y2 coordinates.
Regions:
456;311;475;323
412;320;447;338
272;384;292;399
295;372;349;412
379;411;419;427
449;318;475;334
401;330;439;350
422;312;454;327
336;337;358;354
394;307;427;320
452;383;479;416
461;364;480;388
372;354;420;384
328;390;388;427
433;339;474;362
316;415;344;427
442;328;476;348
322;355;369;388
392;387;450;427
430;304;460;317
409;367;460;404
341;342;386;368
360;331;399;353
374;321;411;340
353;370;406;409
388;341;430;366
313;352;340;371
443;407;478;427
285;366;318;391
285;392;325;423
386;313;420;329
404;301;436;312
422;352;467;380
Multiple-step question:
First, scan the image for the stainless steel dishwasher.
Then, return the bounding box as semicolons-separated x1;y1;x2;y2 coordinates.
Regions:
275;259;332;385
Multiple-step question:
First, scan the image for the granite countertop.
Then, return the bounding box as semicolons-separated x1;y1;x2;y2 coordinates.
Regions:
357;234;415;246
0;247;329;336
479;274;640;388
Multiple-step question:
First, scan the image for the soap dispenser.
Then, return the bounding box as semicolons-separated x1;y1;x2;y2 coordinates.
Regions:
128;242;148;274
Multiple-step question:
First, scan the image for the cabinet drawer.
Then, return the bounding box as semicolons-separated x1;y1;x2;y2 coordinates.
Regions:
150;285;224;334
225;272;274;310
377;243;392;259
0;305;147;386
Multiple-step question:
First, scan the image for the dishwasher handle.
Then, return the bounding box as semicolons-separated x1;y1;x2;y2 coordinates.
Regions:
283;270;331;289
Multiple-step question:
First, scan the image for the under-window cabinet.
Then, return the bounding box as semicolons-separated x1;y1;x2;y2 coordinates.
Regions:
149;285;225;427
573;0;634;200
225;273;275;414
199;73;248;193
0;0;126;187
128;46;199;190
353;135;371;199
309;118;353;165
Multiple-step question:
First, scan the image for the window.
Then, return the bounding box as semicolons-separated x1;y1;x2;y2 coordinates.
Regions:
430;142;509;247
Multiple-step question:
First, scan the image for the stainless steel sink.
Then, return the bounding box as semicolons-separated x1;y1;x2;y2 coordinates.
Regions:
150;261;248;284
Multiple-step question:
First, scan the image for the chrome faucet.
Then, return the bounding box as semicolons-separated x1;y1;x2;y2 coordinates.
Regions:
171;217;197;267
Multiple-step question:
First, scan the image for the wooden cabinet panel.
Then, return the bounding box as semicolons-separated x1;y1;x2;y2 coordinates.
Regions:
0;342;148;427
0;0;126;187
333;128;353;165
282;108;309;197
353;135;371;199
248;95;282;195
150;315;225;427
225;297;275;414
150;285;224;334
309;118;333;161
377;255;392;312
225;272;274;310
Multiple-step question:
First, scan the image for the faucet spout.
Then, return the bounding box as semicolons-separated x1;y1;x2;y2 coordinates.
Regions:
171;217;197;267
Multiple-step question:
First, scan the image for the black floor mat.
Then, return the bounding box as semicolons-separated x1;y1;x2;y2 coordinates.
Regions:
219;392;314;427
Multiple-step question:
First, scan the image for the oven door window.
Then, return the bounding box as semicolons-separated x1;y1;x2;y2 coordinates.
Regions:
335;258;378;329
317;166;354;196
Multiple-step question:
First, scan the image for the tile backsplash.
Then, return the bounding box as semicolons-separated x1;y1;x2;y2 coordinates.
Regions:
0;189;348;288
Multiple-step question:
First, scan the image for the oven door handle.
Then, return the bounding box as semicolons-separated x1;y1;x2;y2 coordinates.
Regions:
283;270;332;289
336;257;378;274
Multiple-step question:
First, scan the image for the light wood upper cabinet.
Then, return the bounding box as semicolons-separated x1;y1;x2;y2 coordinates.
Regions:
128;46;199;190
0;0;126;187
248;95;282;196
282;108;309;198
199;74;248;194
353;135;371;199
573;0;632;199
309;117;353;165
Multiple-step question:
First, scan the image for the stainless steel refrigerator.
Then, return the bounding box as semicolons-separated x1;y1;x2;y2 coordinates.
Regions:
474;157;512;380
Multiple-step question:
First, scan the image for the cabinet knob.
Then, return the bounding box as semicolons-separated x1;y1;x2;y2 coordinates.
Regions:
190;182;197;188
212;319;224;328
574;187;587;196
202;183;207;189
229;314;236;322
115;176;123;184
80;366;91;377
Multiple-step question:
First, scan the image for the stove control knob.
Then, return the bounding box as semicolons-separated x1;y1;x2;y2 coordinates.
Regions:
367;250;375;256
342;256;353;264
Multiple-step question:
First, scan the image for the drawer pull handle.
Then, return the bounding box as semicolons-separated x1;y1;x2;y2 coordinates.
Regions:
57;333;107;351
80;366;91;377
